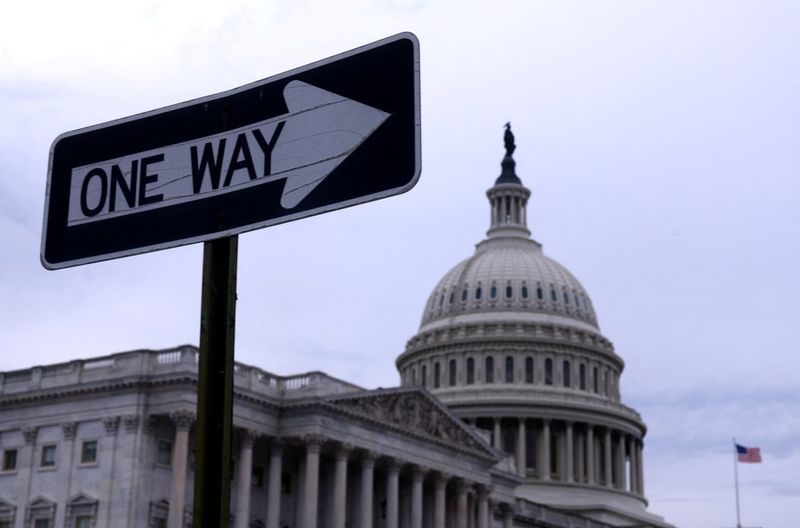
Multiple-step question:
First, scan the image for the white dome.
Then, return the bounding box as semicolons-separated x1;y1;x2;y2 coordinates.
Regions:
420;235;598;332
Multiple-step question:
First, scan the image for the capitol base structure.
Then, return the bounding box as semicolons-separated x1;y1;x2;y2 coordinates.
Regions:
0;129;673;528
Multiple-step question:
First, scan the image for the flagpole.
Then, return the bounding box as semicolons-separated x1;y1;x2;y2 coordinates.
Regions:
733;437;741;528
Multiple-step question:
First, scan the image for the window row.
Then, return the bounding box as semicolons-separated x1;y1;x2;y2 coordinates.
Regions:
406;355;619;398
429;281;593;315
0;441;100;473
0;495;97;528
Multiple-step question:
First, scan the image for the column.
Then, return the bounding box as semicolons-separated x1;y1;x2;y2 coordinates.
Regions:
575;428;585;483
627;436;637;494
476;486;489;528
167;410;194;528
540;419;551;481
603;429;612;488
586;425;595;485
637;440;645;495
265;441;283;528
303;434;323;528
386;460;400;528
616;434;626;491
332;444;352;528
565;422;574;483
433;472;448;528
411;465;424;528
234;430;257;528
54;422;77;528
455;480;469;528
493;419;502;450
359;451;377;528
516;418;526;478
99;416;121;527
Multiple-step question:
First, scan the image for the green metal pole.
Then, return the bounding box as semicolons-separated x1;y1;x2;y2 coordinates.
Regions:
193;235;238;527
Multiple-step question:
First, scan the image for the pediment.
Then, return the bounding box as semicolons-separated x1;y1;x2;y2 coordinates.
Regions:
68;492;98;506
326;388;497;459
28;496;55;508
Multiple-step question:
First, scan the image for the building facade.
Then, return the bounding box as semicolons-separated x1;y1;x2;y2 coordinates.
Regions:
0;129;673;528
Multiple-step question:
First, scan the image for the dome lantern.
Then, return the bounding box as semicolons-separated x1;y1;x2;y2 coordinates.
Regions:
487;123;531;240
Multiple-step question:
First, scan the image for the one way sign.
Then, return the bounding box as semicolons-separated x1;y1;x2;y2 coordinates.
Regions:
42;32;420;269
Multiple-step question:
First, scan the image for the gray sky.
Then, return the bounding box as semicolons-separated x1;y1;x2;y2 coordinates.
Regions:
2;1;799;527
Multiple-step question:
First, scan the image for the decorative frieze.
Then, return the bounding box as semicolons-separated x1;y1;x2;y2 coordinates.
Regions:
123;414;141;433
22;427;37;444
238;428;258;448
301;433;325;452
169;410;195;431
333;392;484;452
62;422;78;440
103;416;121;435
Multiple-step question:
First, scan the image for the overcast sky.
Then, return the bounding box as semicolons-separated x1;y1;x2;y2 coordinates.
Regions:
1;1;799;527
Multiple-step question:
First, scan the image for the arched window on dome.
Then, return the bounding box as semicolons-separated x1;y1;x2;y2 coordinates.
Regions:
536;284;544;300
521;284;529;299
505;283;513;299
563;289;570;305
466;358;475;385
525;357;534;384
505;356;514;383
475;284;482;300
449;291;454;305
593;366;599;393
461;285;469;303
544;358;553;386
421;365;427;388
550;287;557;303
490;283;497;299
411;367;416;386
433;362;441;389
575;290;581;308
485;356;494;383
449;359;457;386
579;363;587;390
562;360;571;388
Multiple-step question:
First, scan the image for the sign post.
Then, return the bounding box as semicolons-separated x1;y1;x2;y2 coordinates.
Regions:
42;32;420;528
194;235;237;528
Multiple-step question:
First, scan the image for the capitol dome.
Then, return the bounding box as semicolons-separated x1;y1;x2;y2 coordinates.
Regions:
396;125;672;528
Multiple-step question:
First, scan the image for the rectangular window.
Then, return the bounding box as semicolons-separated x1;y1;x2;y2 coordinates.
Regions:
75;516;92;528
0;521;10;528
252;465;265;487
80;441;98;464
35;520;51;528
40;445;57;468
1;449;17;471
151;519;166;528
157;441;172;466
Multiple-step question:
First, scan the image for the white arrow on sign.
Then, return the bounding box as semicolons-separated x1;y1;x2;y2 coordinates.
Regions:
67;80;390;226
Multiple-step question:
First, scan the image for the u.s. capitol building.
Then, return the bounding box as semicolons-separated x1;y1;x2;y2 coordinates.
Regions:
0;129;673;528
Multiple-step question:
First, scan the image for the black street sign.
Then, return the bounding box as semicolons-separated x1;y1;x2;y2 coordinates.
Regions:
41;32;420;269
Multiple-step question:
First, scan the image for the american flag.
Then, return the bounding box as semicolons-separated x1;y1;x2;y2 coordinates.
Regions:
736;444;762;463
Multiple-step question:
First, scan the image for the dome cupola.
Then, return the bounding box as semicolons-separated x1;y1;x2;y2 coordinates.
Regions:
418;124;599;333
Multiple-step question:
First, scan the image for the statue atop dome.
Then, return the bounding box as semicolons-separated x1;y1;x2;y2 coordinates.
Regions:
504;122;516;156
496;122;522;184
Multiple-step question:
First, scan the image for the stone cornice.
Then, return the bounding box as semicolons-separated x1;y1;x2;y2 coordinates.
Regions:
399;332;624;371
